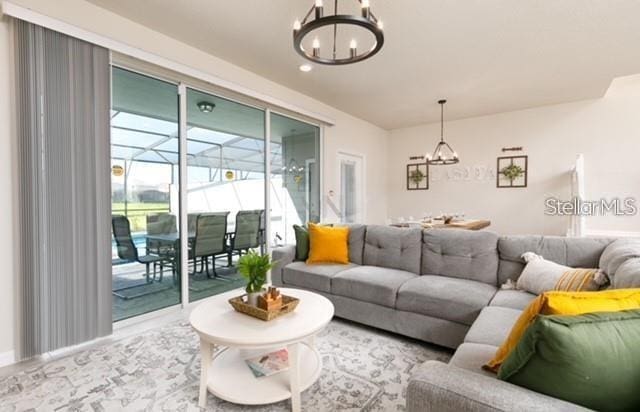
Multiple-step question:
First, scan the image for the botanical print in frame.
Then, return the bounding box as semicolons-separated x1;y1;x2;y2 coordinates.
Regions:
497;155;528;188
407;162;429;190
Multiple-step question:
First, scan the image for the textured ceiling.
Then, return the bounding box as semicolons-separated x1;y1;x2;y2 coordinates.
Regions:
87;0;640;130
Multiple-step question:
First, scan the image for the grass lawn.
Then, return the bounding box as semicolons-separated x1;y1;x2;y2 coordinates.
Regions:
112;202;171;232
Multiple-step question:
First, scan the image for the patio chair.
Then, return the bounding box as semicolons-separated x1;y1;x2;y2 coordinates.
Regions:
227;210;262;266
188;213;200;234
190;212;229;278
112;215;166;283
146;213;177;256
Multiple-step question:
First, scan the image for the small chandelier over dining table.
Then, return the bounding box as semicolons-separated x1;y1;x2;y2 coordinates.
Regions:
293;0;384;65
426;99;459;165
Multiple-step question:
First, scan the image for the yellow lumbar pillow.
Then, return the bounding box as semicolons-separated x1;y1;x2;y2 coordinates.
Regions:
306;222;350;265
485;288;640;373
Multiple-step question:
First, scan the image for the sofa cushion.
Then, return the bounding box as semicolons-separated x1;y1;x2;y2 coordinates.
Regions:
615;257;640;288
339;223;366;265
449;343;498;377
331;265;417;308
421;229;499;285
497;236;613;285
362;225;422;274
282;261;356;293
598;238;640;278
489;290;536;310
396;275;497;326
465;306;522;347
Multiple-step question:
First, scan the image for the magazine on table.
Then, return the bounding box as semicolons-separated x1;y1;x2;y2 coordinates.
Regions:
245;348;289;378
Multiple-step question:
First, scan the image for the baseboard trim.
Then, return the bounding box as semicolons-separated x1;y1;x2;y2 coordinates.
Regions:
0;350;15;368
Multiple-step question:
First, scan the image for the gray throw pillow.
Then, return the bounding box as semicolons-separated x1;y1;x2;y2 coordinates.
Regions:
516;252;605;295
599;239;640;278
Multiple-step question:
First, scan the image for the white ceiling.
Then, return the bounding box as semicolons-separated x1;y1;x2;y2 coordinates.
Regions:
87;0;640;130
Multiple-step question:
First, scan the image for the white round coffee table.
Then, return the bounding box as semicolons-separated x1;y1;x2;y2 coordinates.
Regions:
189;287;334;411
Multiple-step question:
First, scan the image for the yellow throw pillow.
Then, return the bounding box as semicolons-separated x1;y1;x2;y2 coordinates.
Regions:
484;288;640;373
306;223;350;265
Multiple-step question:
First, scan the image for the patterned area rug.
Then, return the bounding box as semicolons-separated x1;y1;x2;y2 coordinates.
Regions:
0;319;451;411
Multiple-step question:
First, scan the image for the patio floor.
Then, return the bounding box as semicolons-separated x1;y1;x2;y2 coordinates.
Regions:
112;258;246;322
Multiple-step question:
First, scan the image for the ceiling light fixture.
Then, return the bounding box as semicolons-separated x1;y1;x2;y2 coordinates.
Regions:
299;64;313;72
197;101;215;113
426;99;459;166
293;0;384;65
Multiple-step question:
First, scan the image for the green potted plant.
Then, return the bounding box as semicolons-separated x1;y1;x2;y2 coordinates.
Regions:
237;251;276;306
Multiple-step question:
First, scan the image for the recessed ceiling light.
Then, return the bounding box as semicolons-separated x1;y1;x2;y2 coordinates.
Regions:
299;64;312;72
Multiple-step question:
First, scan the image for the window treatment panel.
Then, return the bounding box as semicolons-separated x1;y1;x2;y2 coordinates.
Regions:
14;19;111;358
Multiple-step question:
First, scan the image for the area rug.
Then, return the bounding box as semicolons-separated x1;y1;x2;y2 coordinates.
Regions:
0;319;451;411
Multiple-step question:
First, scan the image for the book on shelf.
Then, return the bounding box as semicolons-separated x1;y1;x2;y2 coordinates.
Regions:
245;348;289;378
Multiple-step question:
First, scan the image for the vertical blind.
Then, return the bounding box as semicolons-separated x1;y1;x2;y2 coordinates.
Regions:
14;19;112;358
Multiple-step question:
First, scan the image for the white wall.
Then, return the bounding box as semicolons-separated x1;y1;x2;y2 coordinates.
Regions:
387;82;640;235
0;0;388;356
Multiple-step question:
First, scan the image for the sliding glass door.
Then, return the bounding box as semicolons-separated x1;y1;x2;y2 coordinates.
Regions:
270;113;321;247
110;68;181;321
110;65;322;320
186;88;266;302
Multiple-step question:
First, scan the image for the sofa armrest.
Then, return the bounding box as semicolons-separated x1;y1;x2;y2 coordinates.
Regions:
407;361;591;412
271;245;296;286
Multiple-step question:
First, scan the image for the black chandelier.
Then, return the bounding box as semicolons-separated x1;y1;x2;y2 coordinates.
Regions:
293;0;384;65
426;100;459;165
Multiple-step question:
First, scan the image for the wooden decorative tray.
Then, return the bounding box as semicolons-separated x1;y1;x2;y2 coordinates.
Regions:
229;294;299;321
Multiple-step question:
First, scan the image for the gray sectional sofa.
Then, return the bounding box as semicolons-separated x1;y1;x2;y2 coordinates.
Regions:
272;225;622;411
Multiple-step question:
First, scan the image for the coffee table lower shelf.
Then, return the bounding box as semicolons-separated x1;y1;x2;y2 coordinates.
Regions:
207;342;321;405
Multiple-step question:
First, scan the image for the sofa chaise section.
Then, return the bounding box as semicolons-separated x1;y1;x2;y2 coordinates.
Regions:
407;360;591;412
407;235;618;412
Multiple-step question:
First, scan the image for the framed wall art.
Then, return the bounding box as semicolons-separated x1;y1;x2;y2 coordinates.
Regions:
406;162;429;190
497;155;528;188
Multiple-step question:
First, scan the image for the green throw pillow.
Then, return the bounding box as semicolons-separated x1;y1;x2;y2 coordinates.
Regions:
499;309;640;412
293;224;310;261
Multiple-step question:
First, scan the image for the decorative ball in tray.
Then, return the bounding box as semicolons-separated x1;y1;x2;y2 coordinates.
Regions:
229;287;299;321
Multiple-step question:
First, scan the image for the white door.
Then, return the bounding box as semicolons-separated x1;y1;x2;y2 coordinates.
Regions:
338;152;365;223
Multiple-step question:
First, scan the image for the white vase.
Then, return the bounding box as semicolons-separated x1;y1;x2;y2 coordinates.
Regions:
247;292;261;306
